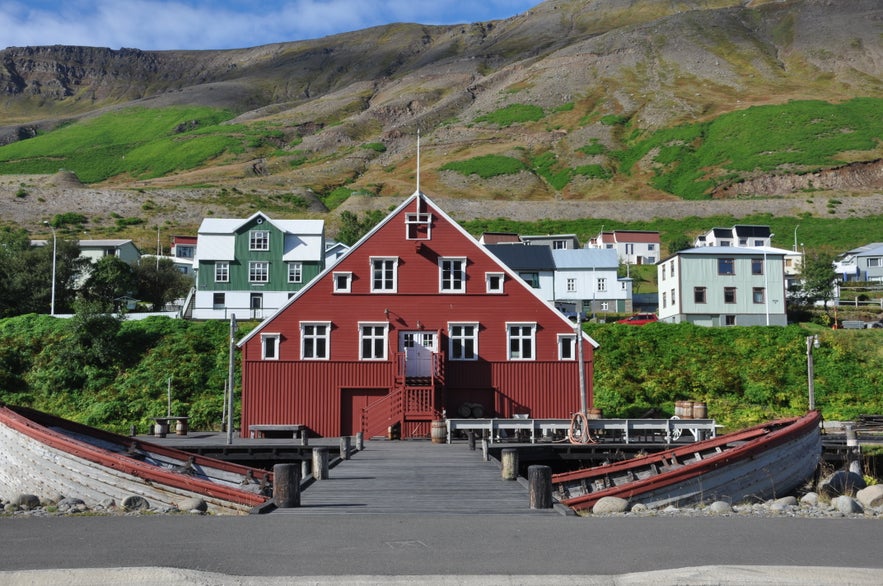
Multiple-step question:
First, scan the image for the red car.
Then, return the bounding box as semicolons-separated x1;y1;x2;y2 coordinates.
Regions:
616;313;658;325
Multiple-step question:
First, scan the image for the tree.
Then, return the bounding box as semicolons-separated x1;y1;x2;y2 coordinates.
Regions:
336;210;384;245
799;250;838;311
81;256;137;311
134;257;193;311
666;235;693;255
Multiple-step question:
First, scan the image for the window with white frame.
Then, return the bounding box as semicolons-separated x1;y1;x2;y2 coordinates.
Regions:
507;323;536;360
648;244;656;251
359;323;388;360
261;333;280;360
214;261;229;282
301;322;330;359
406;212;432;240
370;258;397;292
212;292;225;308
250;230;270;251
868;257;881;268
439;258;466;293
553;240;567;249
566;278;576;293
600;301;609;311
333;272;352;293
288;262;303;283
597;277;607;292
249;261;269;282
558;334;576;360
485;272;504;294
448;323;478;360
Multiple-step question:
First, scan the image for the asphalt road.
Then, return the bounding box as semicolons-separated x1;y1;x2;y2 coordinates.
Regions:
2;513;882;584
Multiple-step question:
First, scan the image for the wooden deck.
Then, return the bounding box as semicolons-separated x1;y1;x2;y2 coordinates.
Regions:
273;439;562;516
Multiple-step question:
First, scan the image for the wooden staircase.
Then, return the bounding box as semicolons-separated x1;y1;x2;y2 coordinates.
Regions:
361;353;445;439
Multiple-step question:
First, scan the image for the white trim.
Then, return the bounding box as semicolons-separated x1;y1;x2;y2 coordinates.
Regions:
557;333;576;361
485;272;504;294
448;322;479;361
370;257;398;293
439;257;466;293
506;322;536;361
261;333;280;360
333;271;352;293
300;322;331;360
358;321;389;360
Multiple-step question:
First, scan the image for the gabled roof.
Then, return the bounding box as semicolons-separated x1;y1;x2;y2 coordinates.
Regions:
485;243;555;271
197;211;323;235
479;232;521;245
551;248;619;269
844;242;883;256
733;225;772;238
239;190;598;348
609;230;660;243
677;245;790;257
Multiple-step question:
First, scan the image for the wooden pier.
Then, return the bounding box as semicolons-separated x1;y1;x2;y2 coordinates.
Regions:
271;439;560;516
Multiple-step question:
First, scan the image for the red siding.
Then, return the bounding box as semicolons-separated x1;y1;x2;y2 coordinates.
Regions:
240;194;596;438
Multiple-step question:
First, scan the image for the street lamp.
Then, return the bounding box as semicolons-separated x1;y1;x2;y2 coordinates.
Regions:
806;334;820;411
43;221;56;316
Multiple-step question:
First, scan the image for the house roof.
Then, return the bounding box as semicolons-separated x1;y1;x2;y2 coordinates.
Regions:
551;248;619;269
844;242;883;256
197;211;323;235
609;230;660;243
485;243;555;271
479;232;521;245
78;239;136;247
733;225;772;238
238;190;599;349
677;245;790;257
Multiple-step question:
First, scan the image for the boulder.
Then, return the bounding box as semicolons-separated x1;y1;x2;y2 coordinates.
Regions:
773;496;798;507
122;495;150;511
178;497;208;513
856;484;883;509
819;470;866;497
800;492;819;506
14;494;40;509
592;496;629;514
708;501;732;514
833;495;864;515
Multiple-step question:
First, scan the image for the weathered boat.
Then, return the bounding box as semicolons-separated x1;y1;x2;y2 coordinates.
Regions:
554;410;822;512
0;404;273;515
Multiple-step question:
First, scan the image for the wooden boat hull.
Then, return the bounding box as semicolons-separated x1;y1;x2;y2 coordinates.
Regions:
0;405;272;515
554;411;822;512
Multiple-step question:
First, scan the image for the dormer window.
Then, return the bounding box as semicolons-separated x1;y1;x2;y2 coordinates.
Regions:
406;213;432;240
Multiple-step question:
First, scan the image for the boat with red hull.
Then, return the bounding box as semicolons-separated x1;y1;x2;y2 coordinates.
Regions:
0;404;273;514
554;411;822;512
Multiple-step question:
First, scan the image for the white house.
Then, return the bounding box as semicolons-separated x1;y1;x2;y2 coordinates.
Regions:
551;248;632;317
485;243;556;302
588;230;660;265
521;233;581;250
834;243;883;282
658;246;789;327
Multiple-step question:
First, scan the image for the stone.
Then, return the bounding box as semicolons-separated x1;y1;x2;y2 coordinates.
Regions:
57;497;86;512
800;492;819;506
773;496;798;507
177;497;207;513
856;484;883;509
592;496;629;514
122;495;150;511
708;501;732;514
14;494;40;509
630;503;649;513
833;495;864;515
819;470;866;497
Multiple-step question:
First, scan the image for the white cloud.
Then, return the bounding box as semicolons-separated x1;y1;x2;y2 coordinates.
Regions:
1;0;538;51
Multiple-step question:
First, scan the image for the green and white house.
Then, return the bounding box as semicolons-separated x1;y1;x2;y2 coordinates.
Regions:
188;212;325;320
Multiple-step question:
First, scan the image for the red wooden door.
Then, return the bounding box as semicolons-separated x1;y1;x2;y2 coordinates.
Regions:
341;388;388;436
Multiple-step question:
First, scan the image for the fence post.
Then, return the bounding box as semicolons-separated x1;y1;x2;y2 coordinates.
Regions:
528;465;553;509
501;448;518;481
340;436;351;460
273;463;301;508
312;447;329;480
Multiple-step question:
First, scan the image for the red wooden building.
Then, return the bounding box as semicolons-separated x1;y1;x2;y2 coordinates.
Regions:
237;192;598;439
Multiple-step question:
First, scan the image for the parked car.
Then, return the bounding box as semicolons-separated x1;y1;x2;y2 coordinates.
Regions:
616;313;658;325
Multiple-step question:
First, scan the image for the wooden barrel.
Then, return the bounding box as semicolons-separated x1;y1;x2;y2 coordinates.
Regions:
675;400;694;419
692;402;707;419
431;420;446;444
175;419;188;436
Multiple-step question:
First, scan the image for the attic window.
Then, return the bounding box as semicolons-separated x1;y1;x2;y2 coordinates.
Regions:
406;213;432;240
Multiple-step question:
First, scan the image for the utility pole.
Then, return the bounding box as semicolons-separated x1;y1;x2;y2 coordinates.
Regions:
226;314;237;445
43;221;57;316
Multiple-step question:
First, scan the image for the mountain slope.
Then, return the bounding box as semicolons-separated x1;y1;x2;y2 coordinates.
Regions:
0;0;881;235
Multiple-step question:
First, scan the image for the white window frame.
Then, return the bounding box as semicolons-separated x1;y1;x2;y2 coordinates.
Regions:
485;272;504;294
214;261;229;283
439;257;466;293
566;278;576;293
333;271;352;293
558;334;576;361
506;322;536;361
250;230;270;251
288;262;303;283
405;212;432;240
359;322;389;360
597;277;607;292
448;322;479;361
370;257;398;293
300;322;330;360
261;333;280;360
249;261;269;283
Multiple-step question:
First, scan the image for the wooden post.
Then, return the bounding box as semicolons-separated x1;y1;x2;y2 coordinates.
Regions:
355;432;364;451
312;447;329;480
300;432;309;447
301;459;311;482
480;438;489;462
501;448;518;481
528;465;553;509
340;436;351;460
468;430;476;450
273;463;300;508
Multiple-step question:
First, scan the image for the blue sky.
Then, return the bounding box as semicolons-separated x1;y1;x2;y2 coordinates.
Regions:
2;1;540;51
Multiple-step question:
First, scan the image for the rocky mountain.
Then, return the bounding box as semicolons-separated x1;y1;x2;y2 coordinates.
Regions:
1;0;882;234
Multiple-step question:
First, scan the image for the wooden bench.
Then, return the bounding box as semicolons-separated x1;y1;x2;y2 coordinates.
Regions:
248;424;306;440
